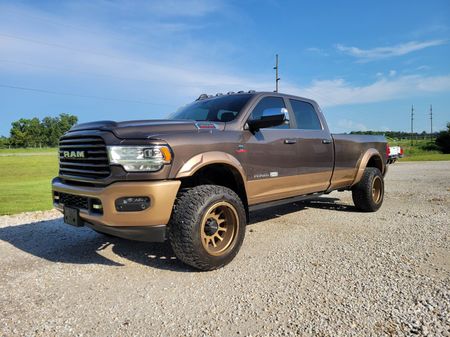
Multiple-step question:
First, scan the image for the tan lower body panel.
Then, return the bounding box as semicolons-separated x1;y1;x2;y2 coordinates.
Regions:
327;168;357;190
247;172;332;205
52;179;181;227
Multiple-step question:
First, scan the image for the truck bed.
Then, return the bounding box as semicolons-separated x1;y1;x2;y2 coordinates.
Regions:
329;134;387;190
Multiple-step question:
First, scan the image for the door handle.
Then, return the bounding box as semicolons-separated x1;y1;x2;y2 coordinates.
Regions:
284;139;297;144
322;139;332;144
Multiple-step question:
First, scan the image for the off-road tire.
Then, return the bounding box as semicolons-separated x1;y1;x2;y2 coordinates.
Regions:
352;167;384;212
168;185;246;271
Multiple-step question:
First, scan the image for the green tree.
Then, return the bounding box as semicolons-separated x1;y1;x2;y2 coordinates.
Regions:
41;114;78;146
9;113;78;148
59;113;78;132
435;123;450;154
28;117;45;147
0;136;10;148
10;119;32;147
41;116;60;147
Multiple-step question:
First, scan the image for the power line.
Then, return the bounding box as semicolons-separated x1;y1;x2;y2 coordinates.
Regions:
0;7;157;52
0;32;93;55
0;32;204;78
0;84;173;106
0;59;210;89
0;32;241;90
1;8;111;38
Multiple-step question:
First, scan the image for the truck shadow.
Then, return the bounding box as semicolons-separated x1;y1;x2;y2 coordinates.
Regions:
0;197;356;271
249;196;357;224
0;217;191;272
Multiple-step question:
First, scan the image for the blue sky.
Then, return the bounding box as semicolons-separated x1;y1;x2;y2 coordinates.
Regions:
0;0;449;136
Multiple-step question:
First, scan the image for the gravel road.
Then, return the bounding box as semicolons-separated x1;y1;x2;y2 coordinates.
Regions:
1;162;449;336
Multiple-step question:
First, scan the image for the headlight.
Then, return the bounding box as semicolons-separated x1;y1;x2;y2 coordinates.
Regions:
107;145;172;172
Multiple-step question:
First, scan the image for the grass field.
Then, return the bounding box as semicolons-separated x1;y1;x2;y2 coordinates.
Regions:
0;149;58;215
399;152;450;161
0;147;56;154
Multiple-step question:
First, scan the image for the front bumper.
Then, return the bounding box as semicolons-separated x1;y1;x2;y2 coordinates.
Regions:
52;178;181;241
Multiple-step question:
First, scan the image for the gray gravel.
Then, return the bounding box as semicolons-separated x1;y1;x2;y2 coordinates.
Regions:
1;161;449;337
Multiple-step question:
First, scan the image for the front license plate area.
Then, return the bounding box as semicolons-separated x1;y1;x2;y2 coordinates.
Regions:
64;206;83;227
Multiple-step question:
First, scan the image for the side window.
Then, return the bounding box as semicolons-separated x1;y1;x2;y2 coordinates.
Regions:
249;97;290;129
289;99;322;130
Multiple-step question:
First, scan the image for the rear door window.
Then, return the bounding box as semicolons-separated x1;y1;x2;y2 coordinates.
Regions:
289;99;322;130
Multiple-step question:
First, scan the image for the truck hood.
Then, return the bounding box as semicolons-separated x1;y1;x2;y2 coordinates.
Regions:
70;119;223;139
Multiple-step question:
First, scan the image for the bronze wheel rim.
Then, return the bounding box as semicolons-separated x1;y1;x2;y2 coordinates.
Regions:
200;201;239;256
372;176;383;204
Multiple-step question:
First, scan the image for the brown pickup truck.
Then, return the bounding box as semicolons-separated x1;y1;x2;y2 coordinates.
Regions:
52;91;388;270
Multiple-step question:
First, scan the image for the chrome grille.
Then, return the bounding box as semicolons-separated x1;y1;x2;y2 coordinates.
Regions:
59;135;110;179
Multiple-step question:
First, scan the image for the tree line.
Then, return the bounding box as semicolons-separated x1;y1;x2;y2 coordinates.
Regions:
0;113;78;148
349;130;437;139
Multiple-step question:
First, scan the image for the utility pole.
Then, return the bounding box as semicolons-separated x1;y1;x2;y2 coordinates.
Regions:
410;105;414;146
430;104;433;139
273;54;280;92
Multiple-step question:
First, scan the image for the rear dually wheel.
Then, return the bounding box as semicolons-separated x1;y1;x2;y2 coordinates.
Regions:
352;167;384;212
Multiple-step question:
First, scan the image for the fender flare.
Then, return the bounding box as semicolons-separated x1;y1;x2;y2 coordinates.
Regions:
352;148;385;186
175;151;247;186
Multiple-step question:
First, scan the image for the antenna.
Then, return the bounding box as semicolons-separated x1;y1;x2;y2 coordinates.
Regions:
430;104;433;139
273;54;280;92
410;105;414;146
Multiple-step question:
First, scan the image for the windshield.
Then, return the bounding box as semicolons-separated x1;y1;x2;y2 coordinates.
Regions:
169;94;253;122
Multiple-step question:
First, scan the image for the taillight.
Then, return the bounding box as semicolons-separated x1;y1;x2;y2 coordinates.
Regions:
386;144;390;157
400;147;403;155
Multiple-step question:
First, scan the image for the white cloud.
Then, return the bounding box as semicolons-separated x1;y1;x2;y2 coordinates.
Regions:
336;40;447;61
0;2;449;113
337;119;368;132
0;1;256;103
305;47;328;56
416;65;431;71
141;0;223;17
1;19;449;110
59;0;223;19
2;27;449;110
291;74;450;108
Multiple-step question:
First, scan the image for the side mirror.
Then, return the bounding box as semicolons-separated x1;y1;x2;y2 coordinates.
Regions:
247;108;288;132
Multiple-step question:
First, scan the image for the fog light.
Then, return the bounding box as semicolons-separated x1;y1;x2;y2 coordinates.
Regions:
115;197;150;212
89;199;103;214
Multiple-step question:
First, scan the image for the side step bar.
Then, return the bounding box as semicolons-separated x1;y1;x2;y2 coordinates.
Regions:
249;192;324;212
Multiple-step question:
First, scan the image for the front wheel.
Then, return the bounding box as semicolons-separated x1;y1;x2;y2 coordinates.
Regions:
352;167;384;212
168;185;246;271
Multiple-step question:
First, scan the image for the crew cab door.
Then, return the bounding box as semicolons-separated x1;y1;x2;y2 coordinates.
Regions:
241;96;304;204
287;98;334;194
